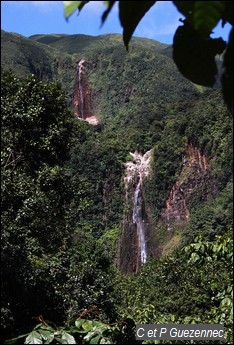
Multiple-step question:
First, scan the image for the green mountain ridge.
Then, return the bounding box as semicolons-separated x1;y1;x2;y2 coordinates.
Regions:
1;30;201;130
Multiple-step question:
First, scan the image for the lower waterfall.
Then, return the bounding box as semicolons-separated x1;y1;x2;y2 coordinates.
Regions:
120;150;151;271
133;179;147;265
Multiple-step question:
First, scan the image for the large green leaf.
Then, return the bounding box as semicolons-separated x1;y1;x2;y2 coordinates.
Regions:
83;331;97;343
63;1;89;19
75;319;86;329
90;334;102;344
193;1;225;37
173;20;226;86
81;320;95;332
38;329;54;343
174;1;226;37
25;331;43;344
119;1;156;49
61;332;76;344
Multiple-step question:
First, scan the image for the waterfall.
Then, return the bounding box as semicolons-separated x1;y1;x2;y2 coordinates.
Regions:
124;150;151;268
73;59;99;125
77;59;85;118
132;178;147;265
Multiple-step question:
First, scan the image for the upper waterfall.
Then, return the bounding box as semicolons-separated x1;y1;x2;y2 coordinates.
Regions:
77;59;85;118
73;59;99;125
74;59;85;119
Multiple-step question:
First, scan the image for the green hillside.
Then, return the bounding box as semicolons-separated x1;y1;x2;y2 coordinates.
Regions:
1;31;233;344
1;30;195;111
1;30;76;103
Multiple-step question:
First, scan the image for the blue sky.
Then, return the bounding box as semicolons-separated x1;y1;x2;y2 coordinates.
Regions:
1;1;232;44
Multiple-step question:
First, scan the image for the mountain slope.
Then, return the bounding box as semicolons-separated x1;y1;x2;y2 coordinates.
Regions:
1;30;76;102
1;30;232;266
1;30;199;120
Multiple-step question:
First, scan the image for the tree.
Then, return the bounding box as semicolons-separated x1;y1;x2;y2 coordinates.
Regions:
1;72;119;342
1;71;76;340
64;1;233;111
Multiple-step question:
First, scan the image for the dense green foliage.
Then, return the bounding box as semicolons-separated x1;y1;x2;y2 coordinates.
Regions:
114;233;233;344
1;30;76;104
4;234;233;344
1;28;233;344
1;72;117;343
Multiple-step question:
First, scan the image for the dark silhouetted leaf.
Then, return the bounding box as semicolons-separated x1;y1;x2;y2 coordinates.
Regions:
173;20;226;86
119;1;156;49
101;1;116;26
173;1;195;22
222;1;233;25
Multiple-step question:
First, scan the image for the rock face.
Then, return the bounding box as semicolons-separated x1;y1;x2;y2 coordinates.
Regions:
119;144;217;273
158;144;217;232
118;150;152;273
73;59;99;124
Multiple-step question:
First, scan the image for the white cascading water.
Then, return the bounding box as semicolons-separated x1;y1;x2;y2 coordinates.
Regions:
124;150;151;267
78;59;85;118
132;177;147;265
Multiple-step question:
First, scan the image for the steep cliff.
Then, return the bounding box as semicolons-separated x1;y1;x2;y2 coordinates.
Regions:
149;143;217;259
159;144;217;230
73;59;99;125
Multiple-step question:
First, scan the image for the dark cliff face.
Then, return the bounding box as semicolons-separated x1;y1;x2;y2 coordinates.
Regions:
119;144;218;273
118;213;139;274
